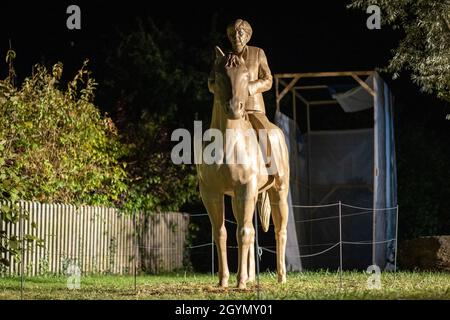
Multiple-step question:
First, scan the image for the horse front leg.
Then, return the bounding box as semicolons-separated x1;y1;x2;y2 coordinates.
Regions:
232;187;257;289
232;197;255;284
200;187;229;288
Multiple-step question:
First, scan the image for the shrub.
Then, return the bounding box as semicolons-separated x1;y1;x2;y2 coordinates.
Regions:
0;58;128;206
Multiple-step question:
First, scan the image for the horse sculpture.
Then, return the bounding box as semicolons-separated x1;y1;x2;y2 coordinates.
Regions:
197;46;290;289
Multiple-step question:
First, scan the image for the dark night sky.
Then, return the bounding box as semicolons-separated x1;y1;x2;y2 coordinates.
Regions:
1;1;449;130
1;1;398;77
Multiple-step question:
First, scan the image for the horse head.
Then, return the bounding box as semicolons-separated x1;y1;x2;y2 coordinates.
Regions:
214;46;250;120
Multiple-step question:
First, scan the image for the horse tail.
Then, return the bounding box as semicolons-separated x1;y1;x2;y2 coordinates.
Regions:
257;191;271;232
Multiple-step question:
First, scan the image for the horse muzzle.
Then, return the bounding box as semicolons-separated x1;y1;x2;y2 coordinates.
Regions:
226;101;245;120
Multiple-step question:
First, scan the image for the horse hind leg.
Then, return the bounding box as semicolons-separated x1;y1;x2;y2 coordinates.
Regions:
268;187;288;283
200;189;229;288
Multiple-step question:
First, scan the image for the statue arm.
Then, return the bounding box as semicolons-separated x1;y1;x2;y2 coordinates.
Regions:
248;48;273;96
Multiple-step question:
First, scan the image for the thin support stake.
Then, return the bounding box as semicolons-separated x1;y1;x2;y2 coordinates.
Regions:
211;232;214;277
254;206;261;300
134;212;137;293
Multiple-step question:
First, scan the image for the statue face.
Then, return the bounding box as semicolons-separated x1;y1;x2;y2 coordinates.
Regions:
227;27;251;53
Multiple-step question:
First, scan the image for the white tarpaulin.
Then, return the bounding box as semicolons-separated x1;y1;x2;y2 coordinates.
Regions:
275;72;397;270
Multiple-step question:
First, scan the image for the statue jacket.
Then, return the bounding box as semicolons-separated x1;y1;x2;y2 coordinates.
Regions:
208;45;273;113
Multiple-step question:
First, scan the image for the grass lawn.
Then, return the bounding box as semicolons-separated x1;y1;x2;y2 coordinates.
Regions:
0;271;449;300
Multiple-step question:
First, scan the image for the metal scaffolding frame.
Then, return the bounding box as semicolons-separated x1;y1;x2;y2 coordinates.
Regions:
274;71;380;264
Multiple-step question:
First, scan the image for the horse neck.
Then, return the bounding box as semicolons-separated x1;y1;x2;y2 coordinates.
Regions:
211;98;248;132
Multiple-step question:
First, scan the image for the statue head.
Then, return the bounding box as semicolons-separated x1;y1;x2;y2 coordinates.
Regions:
227;19;252;54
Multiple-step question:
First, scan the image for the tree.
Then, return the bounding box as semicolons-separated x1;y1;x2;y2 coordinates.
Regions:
98;18;224;213
349;0;450;101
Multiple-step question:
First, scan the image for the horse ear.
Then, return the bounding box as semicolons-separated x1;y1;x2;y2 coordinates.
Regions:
215;46;225;60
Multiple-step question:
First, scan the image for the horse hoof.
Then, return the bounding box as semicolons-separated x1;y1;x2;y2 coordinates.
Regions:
219;281;229;288
247;276;255;283
237;282;247;290
278;275;286;284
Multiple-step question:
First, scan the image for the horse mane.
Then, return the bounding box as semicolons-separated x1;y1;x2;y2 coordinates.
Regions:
224;53;243;68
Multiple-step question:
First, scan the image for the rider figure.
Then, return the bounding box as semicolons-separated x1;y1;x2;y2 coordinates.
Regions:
208;19;283;175
208;19;275;132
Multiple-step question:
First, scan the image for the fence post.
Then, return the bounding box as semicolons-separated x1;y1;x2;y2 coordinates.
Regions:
338;201;342;288
394;205;399;273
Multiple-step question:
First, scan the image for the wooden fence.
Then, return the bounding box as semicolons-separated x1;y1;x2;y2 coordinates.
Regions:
0;201;190;276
